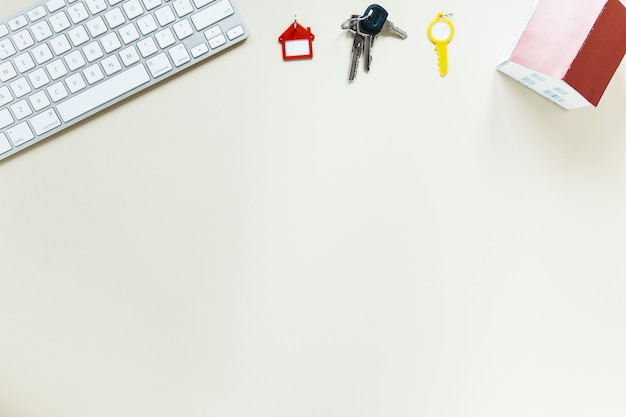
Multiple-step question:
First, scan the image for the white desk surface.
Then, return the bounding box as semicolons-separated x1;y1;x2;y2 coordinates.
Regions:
2;0;626;416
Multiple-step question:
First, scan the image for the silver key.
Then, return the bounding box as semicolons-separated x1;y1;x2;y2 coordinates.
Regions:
349;31;365;82
343;15;365;82
382;19;407;39
362;31;373;72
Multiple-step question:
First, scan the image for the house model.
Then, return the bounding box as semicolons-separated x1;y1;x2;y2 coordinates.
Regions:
278;21;315;60
497;0;626;110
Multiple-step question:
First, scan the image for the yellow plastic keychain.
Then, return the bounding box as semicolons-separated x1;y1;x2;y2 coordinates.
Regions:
427;12;454;77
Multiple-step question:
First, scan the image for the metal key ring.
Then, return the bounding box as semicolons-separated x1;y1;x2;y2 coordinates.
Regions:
341;15;366;29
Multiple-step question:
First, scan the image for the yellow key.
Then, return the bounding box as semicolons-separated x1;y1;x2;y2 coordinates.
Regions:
427;12;454;77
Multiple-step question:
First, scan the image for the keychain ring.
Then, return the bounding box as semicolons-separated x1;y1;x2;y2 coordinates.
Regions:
427;12;454;44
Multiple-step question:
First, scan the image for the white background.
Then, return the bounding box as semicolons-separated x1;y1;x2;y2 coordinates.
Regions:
2;0;626;416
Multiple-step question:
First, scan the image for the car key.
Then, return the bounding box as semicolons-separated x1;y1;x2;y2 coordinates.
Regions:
360;4;388;35
360;4;388;72
362;4;407;39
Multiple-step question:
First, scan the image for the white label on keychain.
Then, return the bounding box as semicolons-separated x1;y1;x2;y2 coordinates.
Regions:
285;39;311;58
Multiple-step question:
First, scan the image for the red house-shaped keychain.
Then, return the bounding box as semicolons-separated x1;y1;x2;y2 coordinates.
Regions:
278;18;315;60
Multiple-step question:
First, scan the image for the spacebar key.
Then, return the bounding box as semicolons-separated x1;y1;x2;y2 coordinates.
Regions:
57;65;151;123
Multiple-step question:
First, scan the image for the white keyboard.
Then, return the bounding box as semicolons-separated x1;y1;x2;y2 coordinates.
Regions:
0;0;247;161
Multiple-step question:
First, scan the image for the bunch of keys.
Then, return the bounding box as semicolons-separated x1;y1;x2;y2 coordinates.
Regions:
341;4;407;82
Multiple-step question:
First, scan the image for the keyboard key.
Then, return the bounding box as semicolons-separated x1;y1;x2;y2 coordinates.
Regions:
203;25;221;39
10;77;32;98
119;45;140;66
141;0;162;11
46;0;66;13
0;62;18;82
9;15;28;31
104;7;126;28
119;23;140;44
31;109;61;135
32;21;53;41
12;30;35;50
86;16;108;37
83;64;104;84
68;3;89;24
0;24;8;37
11;99;33;120
173;0;193;17
28;68;50;88
123;0;144;20
7;122;35;147
146;52;172;77
190;0;234;31
85;0;108;14
65;50;86;70
0;39;17;59
155;28;175;48
101;55;122;75
208;34;226;49
190;43;208;58
137;14;157;35
14;53;36;73
137;37;157;57
32;43;54;64
0;108;15;129
101;32;122;52
57;64;150;122
27;6;47;22
83;41;104;62
0;133;12;155
29;90;52;111
48;81;69;101
0;86;13;106
173;19;193;40
68;25;89;46
46;59;68;80
50;11;71;32
168;44;190;67
154;5;175;26
50;34;71;55
226;25;244;40
65;73;87;93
